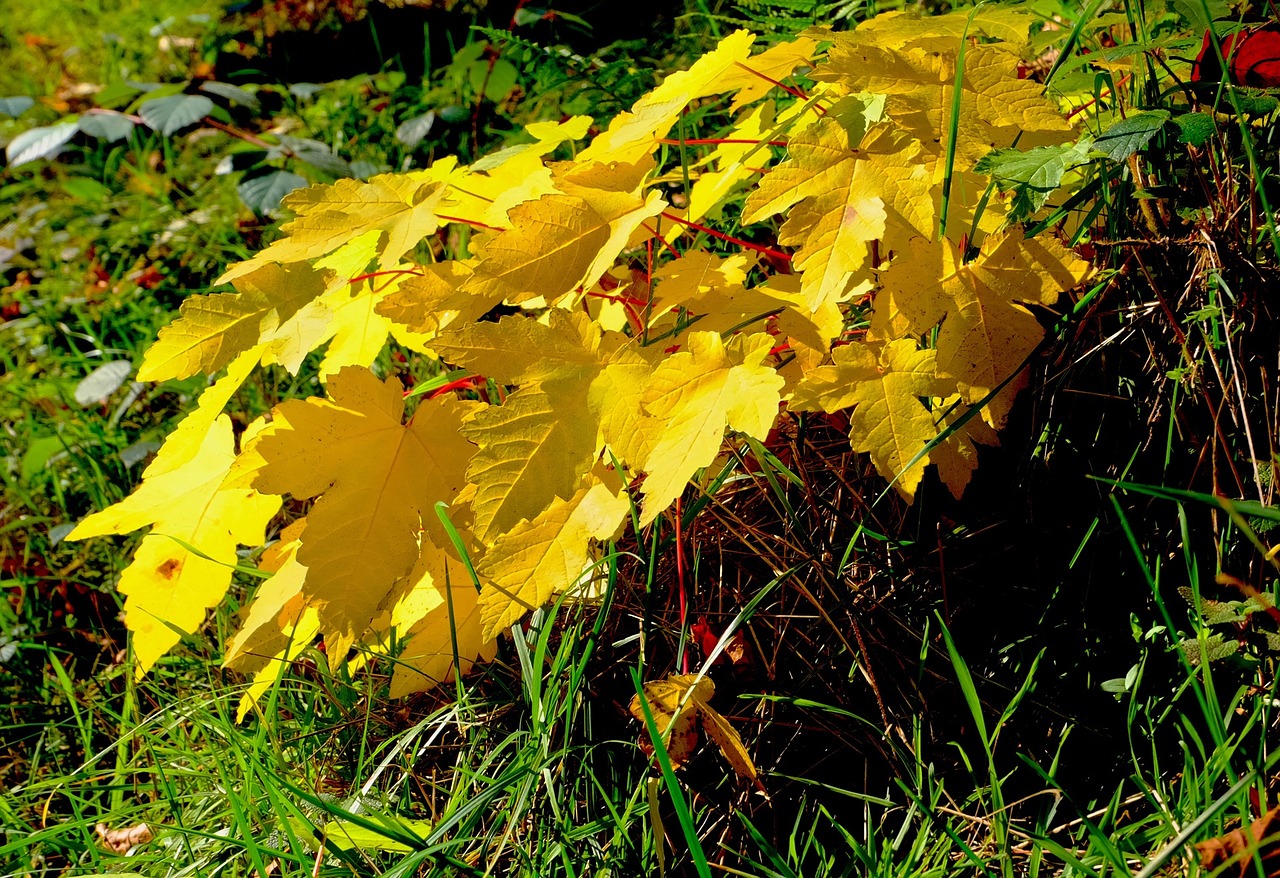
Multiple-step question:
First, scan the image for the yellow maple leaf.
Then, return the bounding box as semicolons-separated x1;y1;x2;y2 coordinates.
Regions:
387;541;497;697
639;331;784;525
476;469;629;640
433;312;660;541
815;40;1072;172
223;519;310;674
876;231;1090;427
433;312;611;540
138;262;327;382
630;674;758;782
460;193;614;306
744;119;932;311
222;519;321;722
374;261;496;345
143;348;261;479
219;172;447;284
579;30;756;165
250;366;477;655
66;414;280;676
791;339;952;500
929;396;1000;500
822;6;1038;53
718;37;820;113
685;102;778;225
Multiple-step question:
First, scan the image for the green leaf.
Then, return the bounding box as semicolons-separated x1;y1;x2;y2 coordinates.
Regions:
1090;110;1169;162
973;139;1093;219
395;111;436;150
6;122;79;167
275;136;350;177
238;170;308;216
74;361;133;406
138;94;213;136
78;112;136;142
0;96;34;118
199;80;261;111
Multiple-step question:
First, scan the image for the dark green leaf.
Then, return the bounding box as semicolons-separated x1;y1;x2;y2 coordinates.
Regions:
1091;110;1169;162
973;140;1092;220
395;111;436;150
238;170;307;216
199;81;261;111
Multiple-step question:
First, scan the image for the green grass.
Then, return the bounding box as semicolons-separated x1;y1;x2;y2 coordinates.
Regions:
7;0;1280;875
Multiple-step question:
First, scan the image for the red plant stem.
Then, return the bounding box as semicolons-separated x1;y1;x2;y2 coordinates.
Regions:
426;375;487;399
732;60;810;102
659;212;791;262
348;269;424;286
437;214;507;232
657;137;789;147
1065;74;1131;121
641;222;682;260
203;117;273;149
675;497;689;674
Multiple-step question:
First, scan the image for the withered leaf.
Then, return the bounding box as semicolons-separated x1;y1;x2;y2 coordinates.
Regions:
1195;805;1280;877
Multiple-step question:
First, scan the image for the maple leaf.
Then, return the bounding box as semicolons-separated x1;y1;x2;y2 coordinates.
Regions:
639;331;784;525
375;261;496;343
791;339;952;500
875;231;1090;427
630;674;758;782
387;540;498;697
144;348;261;479
250;366;477;657
684;102;777;224
434;312;609;539
459;194;615;306
928;396;1000;500
823;6;1038;52
718;37;820;112
219;173;448;283
139;262;327;382
475;468;629;640
66;414;280;676
578;30;756;165
434;312;658;540
744;118;936;311
814;40;1073;172
222;520;321;721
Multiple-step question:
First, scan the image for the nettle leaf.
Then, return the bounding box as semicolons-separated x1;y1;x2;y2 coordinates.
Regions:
1091;110;1170;162
1174;112;1215;147
974;140;1093;219
6;122;79;167
138;94;213;135
395;111;436;150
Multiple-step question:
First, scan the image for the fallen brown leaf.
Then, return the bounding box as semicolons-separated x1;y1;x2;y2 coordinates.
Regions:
1195;805;1280;877
95;822;153;854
